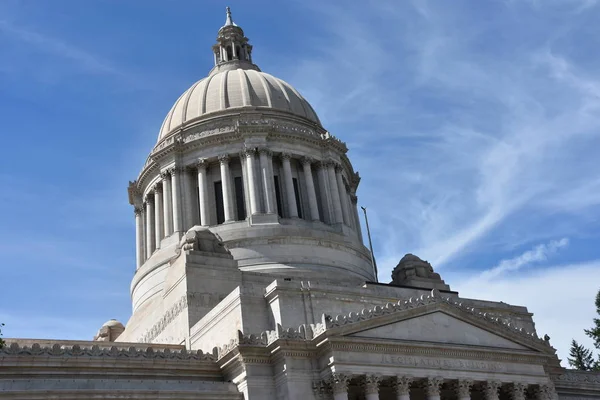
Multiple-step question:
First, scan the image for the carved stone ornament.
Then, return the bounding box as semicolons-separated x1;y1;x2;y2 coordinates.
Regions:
196;158;208;169
160;170;170;180
313;380;332;399
166;166;179;175
395;376;413;396
484;381;502;400
301;156;313;166
134;207;143;216
178;227;231;255
257;147;272;156
509;383;527;400
536;383;557;400
280;152;292;161
218;153;230;163
329;373;351;394
242;148;256;158
363;374;382;395
454;379;473;398
425;377;444;397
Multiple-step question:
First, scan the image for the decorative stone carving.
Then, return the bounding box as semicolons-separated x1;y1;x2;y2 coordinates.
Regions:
134;207;143;216
301;156;314;165
93;319;124;342
484;381;501;400
508;383;527;400
454;379;473;398
196;158;208;169
160;170;170;179
392;254;440;282
329;374;351;394
313;380;332;399
178;227;231;255
280;152;292;160
242;148;256;158
363;374;381;395
257;147;272;156
395;376;413;396
218;154;230;163
424;377;444;397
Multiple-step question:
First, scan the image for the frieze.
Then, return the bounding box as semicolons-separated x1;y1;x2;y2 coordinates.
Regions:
380;354;506;372
183;125;235;143
554;371;600;384
1;342;215;361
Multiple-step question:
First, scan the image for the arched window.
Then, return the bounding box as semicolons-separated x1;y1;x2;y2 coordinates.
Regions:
236;46;241;60
226;45;233;61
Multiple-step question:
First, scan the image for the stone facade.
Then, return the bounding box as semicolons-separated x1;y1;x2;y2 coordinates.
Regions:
2;8;600;400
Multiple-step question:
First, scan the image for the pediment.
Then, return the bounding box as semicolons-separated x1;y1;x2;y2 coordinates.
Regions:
348;311;530;350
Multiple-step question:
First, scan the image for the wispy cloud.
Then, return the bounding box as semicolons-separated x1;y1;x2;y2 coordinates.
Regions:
480;238;569;280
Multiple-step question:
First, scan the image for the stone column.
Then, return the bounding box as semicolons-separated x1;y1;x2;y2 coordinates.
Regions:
394;376;412;400
313;380;332;400
161;171;173;236
484;381;501;400
508;383;526;400
454;379;473;400
244;149;260;215
425;377;444;400
144;196;155;258
535;383;557;400
317;161;333;223
364;375;381;400
169;167;182;232
153;185;163;247
183;167;196;229
218;154;235;223
281;153;298;218
350;194;364;242
259;148;276;214
196;159;210;226
134;207;144;268
327;161;344;224
335;165;351;225
302;157;320;221
330;374;351;400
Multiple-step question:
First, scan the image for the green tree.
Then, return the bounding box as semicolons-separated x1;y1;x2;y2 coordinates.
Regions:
568;288;600;371
568;340;596;370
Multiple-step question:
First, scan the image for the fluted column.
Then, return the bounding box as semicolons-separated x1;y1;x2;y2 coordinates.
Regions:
144;197;155;258
183;167;196;228
330;374;351;400
327;161;343;224
509;383;526;400
161;171;173;236
244;149;260;215
395;376;412;400
281;153;298;218
454;379;473;400
169;167;182;232
196;159;209;226
317;161;333;223
364;375;381;400
218;154;235;223
302;157;320;221
153;185;163;246
259;148;276;214
134;207;144;268
484;381;501;400
425;377;443;400
335;165;351;225
350;194;364;241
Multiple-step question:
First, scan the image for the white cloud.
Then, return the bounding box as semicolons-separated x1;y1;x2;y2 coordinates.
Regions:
451;260;600;367
480;238;569;280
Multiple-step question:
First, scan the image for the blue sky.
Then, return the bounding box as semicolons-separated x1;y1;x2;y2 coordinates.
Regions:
1;0;599;365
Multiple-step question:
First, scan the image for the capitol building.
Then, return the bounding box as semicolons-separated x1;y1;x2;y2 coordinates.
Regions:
1;8;599;400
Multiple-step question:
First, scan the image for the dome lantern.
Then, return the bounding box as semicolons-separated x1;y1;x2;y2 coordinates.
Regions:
210;7;258;75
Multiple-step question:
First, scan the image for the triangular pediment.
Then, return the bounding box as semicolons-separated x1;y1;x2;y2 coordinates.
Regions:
348;311;529;350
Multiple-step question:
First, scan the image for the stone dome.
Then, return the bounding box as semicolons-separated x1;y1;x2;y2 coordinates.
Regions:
157;68;321;141
102;319;124;328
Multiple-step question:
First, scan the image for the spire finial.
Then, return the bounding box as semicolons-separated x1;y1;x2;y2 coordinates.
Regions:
225;6;234;27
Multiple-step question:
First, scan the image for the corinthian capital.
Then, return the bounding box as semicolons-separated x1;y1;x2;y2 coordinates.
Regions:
166;166;178;175
134;206;143;216
242;147;256;158
218;154;230;164
395;376;413;396
509;383;527;400
281;152;292;161
363;374;381;395
196;158;208;170
454;379;473;398
160;170;170;179
484;381;501;400
301;156;314;166
425;377;444;397
329;373;351;395
257;147;272;156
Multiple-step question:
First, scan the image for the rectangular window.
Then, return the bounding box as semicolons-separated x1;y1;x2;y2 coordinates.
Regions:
292;178;303;219
274;176;283;218
234;176;246;221
214;181;225;224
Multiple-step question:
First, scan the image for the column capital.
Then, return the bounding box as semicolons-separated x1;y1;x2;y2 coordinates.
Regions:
166;166;179;175
363;374;382;395
425;377;444;397
242;147;256;157
196;158;209;170
395;376;413;396
218;154;230;163
350;193;358;203
316;159;328;169
533;383;556;400
134;206;143;216
160;170;170;179
329;373;351;395
281;152;292;161
150;183;162;194
484;381;501;400
257;147;272;156
325;159;337;168
301;156;314;166
143;193;154;203
508;383;527;400
334;163;343;173
312;380;332;399
453;379;473;398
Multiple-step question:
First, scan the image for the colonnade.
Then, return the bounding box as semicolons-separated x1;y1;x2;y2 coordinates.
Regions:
134;149;362;268
314;375;557;400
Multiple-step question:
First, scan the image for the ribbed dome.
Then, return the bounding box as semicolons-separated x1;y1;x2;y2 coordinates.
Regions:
158;68;321;141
